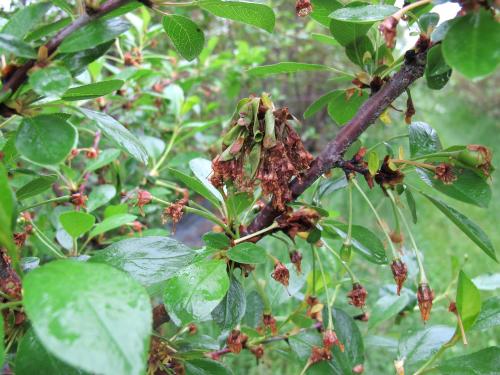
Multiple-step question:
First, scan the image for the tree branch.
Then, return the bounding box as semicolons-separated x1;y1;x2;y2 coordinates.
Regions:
0;0;133;99
246;50;427;234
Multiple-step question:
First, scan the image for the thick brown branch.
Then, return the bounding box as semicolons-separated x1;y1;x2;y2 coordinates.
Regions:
247;51;427;234
0;0;133;99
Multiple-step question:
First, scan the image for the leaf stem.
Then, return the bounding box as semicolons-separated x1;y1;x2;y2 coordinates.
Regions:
323;241;357;283
345;178;353;246
314;246;334;330
20;195;70;211
30;222;66;259
233;222;279;244
414;334;459;375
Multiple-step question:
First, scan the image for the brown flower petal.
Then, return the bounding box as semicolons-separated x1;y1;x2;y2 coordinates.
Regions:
348;283;368;308
391;259;408;295
417;283;434;322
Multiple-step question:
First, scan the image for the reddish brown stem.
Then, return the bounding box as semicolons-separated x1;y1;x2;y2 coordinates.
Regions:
246;50;427;235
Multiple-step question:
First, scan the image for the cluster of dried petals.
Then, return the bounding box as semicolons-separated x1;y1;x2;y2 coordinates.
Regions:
136;190;152;215
434;163;457;185
417;283;434;321
227;329;248;353
210;96;312;211
162;190;189;232
323;329;341;350
306;296;323;323
262;313;278;335
71;192;88;209
148;336;180;375
250;344;265;360
0;248;22;299
310;346;332;364
289;250;303;273
277;207;320;239
459;144;493;176
379;16;399;49
13;232;28;248
375;156;405;190
347;283;368;308
391;259;408;295
295;0;313;16
271;261;290;287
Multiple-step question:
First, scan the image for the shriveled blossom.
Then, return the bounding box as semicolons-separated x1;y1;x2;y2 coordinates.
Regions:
295;0;313;17
250;344;264;360
263;313;278;335
375;156;405;190
379;16;399;48
347;283;368;308
227;329;248;353
148;336;178;375
13;232;28;248
309;346;332;364
210;94;312;211
461;144;493;176
405;95;416;124
188;323;197;335
417;283;434;322
290;250;303;273
162;190;189;232
277;207;320;239
71;192;88;209
306;295;323;323
136;189;152;215
434;163;457;184
271;261;290;287
323;329;341;350
391;259;408;295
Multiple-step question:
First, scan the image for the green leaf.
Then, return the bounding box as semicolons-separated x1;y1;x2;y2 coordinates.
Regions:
398;325;455;372
85;149;121;172
211;275;246;330
29;66;72;97
304;90;338;119
408;122;442;158
473;297;500;331
185;359;233;375
189;158;224;203
248;62;333;77
162;15;205;61
323;222;388;264
368;152;379;176
91;236;195;296
25;17;72;43
417;168;491;208
16;115;78;166
0;164;16;256
422;194;496;261
456;270;481;331
58;18;131;53
62;80;124;101
226;192;253;218
434;346;500;375
442;10;500;79
242;291;264;328
345;35;374;68
329;5;398;23
368;293;410;329
88;214;136;238
310;0;341;27
472;273;500;291
202;232;230;249
227;242;267;264
0;34;37;58
16;175;57;201
327;90;368;125
199;0;275;33
329;2;373;46
23;260;151;375
163;259;229;325
80;108;149;165
59;211;95;238
87;184;116;212
425;45;451;90
169;167;221;208
1;2;51;38
16;329;88;375
61;41;114;74
405;188;418;224
311;33;339;46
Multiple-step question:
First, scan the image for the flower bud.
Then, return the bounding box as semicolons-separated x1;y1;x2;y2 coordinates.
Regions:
417;283;434;322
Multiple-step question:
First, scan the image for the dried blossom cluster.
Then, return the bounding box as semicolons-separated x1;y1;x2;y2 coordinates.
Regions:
211;94;313;211
391;259;408;295
306;295;323;323
277;207;321;239
295;0;313;17
375;156;405;190
347;283;368;308
417;283;434;321
162;189;189;232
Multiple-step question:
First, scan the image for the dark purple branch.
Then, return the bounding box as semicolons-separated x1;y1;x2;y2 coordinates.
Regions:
0;0;132;97
246;51;427;234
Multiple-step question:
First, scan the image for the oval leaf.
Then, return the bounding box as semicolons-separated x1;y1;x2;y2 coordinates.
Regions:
0;34;37;58
59;211;95;239
329;5;398;23
227;242;267;264
248;62;332;77
456;270;481;331
16;175;57;201
62;80;124;101
23;260;152;375
29;66;72;97
162;15;205;61
88;213;136;238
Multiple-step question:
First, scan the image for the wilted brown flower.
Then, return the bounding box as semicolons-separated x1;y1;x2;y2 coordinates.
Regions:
271;261;290;287
434;163;457;184
448;301;457;315
263;313;278;335
323;329;340;349
290;250;303;273
136;190;152;215
250;344;265;360
295;0;313;17
306;295;323;323
310;346;332;364
391;259;408;295
13;232;27;248
188;323;197;335
417;283;434;322
348;283;368;308
277;207;320;239
379;16;399;48
404;95;416;124
71;192;88;209
227;329;248;353
375;156;405;189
